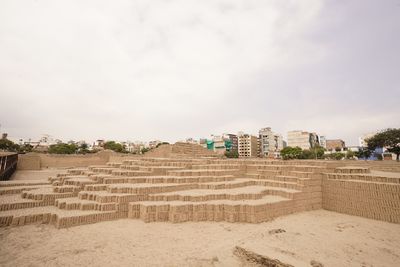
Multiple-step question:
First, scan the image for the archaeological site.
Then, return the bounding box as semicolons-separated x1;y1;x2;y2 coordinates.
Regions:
1;143;400;266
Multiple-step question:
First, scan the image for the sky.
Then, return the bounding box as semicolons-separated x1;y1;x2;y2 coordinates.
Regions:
0;0;399;145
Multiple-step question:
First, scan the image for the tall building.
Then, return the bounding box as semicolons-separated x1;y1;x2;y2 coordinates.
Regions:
258;127;284;158
326;139;346;151
319;135;327;149
238;132;258;158
287;130;320;150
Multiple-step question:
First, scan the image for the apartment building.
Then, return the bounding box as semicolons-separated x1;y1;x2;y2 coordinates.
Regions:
319;135;327;149
287;130;320;150
238;132;258;158
258;127;284;158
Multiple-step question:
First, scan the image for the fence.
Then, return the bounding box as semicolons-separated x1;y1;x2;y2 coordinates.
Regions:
0;152;18;181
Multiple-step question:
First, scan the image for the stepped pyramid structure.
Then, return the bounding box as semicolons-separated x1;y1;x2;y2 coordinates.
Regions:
144;142;221;158
1;156;399;228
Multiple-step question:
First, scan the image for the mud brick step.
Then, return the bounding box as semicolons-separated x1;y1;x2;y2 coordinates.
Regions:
0;185;51;195
53;185;81;193
64;178;96;188
325;173;400;184
67;168;88;175
106;162;122;167
0;194;47;211
55;198;117;211
107;183;198;194
191;164;242;170
255;180;302;190
0;181;50;187
84;184;108;191
111;170;152;176
87;174;112;183
197;179;256;190
22;187;77;204
166;169;239;177
335;166;370;174
245;173;260;179
128;195;293;223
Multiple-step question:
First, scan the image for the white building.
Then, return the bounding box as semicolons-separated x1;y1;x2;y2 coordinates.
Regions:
319;135;327;149
258;127;284;158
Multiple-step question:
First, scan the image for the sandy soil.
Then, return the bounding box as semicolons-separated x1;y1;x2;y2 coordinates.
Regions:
0;210;399;267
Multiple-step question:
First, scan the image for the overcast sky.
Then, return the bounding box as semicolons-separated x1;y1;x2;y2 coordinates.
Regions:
1;0;399;145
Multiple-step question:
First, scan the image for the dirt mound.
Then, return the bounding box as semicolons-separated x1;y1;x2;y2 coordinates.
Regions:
233;246;294;267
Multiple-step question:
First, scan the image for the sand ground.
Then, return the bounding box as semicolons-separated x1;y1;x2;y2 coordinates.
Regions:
1;169;400;267
0;210;399;267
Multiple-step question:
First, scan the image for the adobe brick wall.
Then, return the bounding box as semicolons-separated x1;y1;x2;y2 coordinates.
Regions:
322;176;400;223
17;153;41;170
18;150;117;170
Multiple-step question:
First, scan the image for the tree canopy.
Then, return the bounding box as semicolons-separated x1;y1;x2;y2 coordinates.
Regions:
280;146;302;160
104;141;127;153
367;128;400;161
48;143;78;154
0;139;19;152
280;146;325;160
225;150;239;158
0;139;33;153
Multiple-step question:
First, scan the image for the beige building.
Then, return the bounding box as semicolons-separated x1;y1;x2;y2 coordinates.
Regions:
238;132;258;158
326;139;346;151
287;130;319;150
258;127;284;158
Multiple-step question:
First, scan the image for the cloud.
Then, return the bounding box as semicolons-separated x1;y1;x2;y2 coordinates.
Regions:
0;0;399;145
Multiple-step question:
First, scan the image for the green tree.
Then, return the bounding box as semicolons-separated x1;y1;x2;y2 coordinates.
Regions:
0;139;20;152
48;143;77;154
300;149;313;159
280;146;302;160
312;145;325;159
225;150;239;158
334;152;345;160
346;150;356;159
77;143;90;154
324;152;345;160
18;144;33;153
367;128;400;161
104;141;126;153
141;147;150;154
355;147;372;160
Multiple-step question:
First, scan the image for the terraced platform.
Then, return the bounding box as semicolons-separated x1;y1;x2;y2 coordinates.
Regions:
1;158;399;228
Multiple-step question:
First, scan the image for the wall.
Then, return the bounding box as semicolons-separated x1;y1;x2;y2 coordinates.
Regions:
17;150;118;170
17;153;41;170
0;152;18;180
322;173;400;224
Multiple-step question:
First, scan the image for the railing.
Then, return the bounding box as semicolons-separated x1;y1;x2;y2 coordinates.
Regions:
0;152;18;181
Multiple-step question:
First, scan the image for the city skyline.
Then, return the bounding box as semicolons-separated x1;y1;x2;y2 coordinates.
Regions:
1;0;399;146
